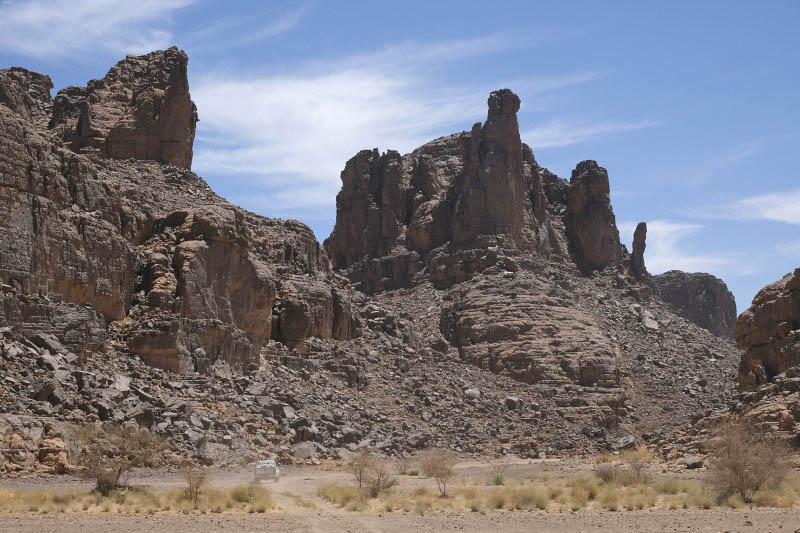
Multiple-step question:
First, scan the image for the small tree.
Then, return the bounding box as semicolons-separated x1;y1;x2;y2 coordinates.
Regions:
420;448;457;497
622;447;652;481
348;448;373;488
74;423;163;495
366;459;397;497
709;420;791;502
182;466;209;507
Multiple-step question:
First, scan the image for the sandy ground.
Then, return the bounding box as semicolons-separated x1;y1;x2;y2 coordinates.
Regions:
1;459;800;532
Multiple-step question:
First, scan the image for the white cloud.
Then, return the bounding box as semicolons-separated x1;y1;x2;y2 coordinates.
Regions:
522;118;659;149
192;36;605;212
733;189;800;224
0;0;193;58
618;220;729;275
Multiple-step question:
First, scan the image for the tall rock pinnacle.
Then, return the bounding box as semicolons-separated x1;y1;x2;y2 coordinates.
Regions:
452;89;527;245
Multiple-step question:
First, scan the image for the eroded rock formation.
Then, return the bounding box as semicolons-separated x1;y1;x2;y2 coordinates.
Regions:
50;47;198;169
735;268;800;390
0;48;357;375
564;161;622;272
325;89;621;293
0;53;745;472
653;271;737;339
630;222;648;279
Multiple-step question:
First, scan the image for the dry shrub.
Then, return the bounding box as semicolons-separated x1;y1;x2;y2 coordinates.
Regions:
366;459;398;497
420;448;458;497
599;487;620;511
486;489;507;509
708;420;791;502
620;447;652;481
490;460;508;486
594;463;617;483
347;449;396;497
568;475;599;501
512;487;548;510
317;484;368;511
348;448;373;488
73;424;163;495
182;467;208;507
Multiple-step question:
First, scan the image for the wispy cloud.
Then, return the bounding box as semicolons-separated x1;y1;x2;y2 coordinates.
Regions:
688;142;760;185
733;189;800;224
192;36;601;212
186;4;306;49
522;118;659;149
0;0;193;59
618;220;730;275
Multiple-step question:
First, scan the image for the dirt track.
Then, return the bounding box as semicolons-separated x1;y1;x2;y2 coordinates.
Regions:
1;460;799;532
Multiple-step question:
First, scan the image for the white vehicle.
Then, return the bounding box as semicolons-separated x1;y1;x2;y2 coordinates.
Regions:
253;459;280;482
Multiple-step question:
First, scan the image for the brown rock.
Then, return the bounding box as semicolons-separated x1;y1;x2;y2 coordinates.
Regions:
565;160;622;272
53;47;198;169
735;268;800;390
0;67;53;130
630;222;648;278
653;270;737;339
325;89;565;292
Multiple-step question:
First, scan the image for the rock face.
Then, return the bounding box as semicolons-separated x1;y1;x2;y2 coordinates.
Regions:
0;54;745;472
50;47;198;169
0;48;357;375
324;89;621;293
653;271;737;339
630;222;648;279
564;161;622;273
0;67;53;130
735;268;800;390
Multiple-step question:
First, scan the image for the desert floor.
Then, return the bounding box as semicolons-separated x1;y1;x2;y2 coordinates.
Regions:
1;459;799;532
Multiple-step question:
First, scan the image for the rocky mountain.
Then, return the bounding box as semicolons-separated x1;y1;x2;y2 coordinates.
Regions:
0;49;744;475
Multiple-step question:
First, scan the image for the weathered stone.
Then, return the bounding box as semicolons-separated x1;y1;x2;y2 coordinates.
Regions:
565;161;622;272
735;268;800;390
630;222;648;279
53;47;198;169
654;270;737;339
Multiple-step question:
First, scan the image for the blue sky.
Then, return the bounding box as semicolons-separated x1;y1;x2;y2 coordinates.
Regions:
1;0;798;312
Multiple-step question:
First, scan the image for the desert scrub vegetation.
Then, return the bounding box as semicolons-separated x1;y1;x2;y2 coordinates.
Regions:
419;448;458;497
73;423;164;495
0;484;276;515
708;420;792;503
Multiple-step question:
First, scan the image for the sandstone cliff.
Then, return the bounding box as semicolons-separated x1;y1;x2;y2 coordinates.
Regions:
0;49;358;375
